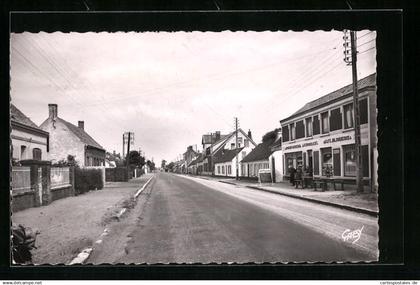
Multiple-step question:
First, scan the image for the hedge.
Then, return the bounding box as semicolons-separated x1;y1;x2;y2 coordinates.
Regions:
74;167;104;195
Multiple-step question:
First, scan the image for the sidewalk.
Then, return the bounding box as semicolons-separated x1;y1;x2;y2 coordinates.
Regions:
11;173;154;265
191;174;378;216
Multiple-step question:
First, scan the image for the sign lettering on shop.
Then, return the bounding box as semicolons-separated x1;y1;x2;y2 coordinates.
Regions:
284;135;353;150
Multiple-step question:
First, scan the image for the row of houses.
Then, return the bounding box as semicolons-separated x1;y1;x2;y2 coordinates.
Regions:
173;73;378;191
11;103;108;167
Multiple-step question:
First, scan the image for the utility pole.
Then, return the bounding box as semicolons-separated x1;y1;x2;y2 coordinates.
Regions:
344;30;363;193
126;132;131;178
234;117;239;180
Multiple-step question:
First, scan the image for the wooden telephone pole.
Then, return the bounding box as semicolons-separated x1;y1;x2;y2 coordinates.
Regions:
235;117;239;180
125;132;131;178
344;30;363;193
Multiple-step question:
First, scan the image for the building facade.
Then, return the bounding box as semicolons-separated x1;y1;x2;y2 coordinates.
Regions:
11;104;49;162
40;104;106;167
280;73;377;191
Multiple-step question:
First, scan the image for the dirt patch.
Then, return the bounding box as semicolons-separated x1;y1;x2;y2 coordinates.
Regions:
12;175;153;265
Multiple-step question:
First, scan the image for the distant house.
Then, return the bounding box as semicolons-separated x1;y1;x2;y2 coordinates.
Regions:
11;104;49;162
183;145;198;174
212;129;257;177
40;104;105;166
269;128;283;182
241;129;282;181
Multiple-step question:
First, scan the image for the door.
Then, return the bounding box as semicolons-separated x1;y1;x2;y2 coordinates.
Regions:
271;157;276;182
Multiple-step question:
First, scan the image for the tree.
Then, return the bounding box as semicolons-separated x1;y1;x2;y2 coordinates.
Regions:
128;151;146;168
167;162;175;172
161;159;167;169
146;159;155;171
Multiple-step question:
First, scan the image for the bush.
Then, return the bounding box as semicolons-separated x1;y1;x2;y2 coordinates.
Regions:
74;167;103;195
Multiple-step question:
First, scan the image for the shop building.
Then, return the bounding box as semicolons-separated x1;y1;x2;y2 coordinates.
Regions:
280;73;377;191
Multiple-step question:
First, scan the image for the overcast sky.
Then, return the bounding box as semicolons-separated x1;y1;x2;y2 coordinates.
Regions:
10;31;376;164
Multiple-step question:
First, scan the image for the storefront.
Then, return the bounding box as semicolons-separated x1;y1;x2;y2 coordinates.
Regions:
280;73;377;188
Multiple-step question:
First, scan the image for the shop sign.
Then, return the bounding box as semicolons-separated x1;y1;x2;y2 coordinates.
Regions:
284;133;354;151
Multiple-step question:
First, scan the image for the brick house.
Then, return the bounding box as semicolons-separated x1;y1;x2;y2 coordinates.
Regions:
10;104;49;162
40;104;105;166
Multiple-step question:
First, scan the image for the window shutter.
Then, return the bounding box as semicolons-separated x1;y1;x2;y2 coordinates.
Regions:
359;98;368;124
333;148;341;176
313;151;319;175
282;125;289;142
313;116;320;135
361;145;369;177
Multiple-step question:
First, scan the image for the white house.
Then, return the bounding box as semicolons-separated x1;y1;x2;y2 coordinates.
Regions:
213;129;257;177
11;104;49;162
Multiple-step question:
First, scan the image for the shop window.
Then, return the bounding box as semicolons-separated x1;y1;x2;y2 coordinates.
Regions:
32;148;42;160
321;148;333;176
330;108;343;131
313;115;320;135
313;151;319;175
282;125;289;142
290;123;296;140
359;98;368;124
305;117;313;137
344;103;354;129
295;120;305;139
321;112;329;134
344;145;356;176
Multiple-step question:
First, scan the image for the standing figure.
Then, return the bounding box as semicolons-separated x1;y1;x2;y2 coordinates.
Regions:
289;165;296;186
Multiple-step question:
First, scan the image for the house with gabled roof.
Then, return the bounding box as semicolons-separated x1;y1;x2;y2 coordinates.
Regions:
241;128;283;181
209;128;257;177
40;104;105;167
11;104;49;162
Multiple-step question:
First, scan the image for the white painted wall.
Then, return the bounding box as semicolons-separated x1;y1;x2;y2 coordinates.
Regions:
270;150;283;183
11;128;48;161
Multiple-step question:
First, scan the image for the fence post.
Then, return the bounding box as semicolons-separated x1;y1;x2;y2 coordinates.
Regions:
41;162;52;205
69;166;75;196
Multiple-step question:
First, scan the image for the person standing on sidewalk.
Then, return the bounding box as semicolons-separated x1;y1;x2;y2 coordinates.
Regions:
289;165;296;186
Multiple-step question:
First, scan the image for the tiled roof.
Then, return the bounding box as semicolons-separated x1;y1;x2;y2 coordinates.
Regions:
282;73;376;122
58;118;105;150
213;147;244;164
242;137;276;163
10;104;43;130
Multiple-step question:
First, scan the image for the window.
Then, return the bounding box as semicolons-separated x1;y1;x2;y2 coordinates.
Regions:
305;117;313;137
227;165;232;175
32;148;42;160
343;145;356;176
321;148;333;176
222;165;225;174
231;143;235;149
244;139;249;147
359;98;368;124
217;165;220;174
330;108;343;131
282;125;289;142
290;123;296;140
295;120;305;139
321;112;329;134
20;145;27;160
344;103;354;129
313;115;320;135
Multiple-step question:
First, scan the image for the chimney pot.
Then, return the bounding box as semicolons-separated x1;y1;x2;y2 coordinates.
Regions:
48;104;58;119
248;129;252;140
78;121;84;130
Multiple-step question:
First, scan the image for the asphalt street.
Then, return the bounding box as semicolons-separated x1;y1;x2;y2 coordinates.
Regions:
88;172;378;264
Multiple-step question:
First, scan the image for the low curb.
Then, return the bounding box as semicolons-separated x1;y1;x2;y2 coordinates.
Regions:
68;175;154;265
244;185;378;217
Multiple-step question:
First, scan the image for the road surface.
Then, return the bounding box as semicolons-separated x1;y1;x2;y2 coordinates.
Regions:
88;172;378;264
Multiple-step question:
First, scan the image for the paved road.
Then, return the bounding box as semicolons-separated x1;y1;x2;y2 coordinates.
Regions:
89;172;378;264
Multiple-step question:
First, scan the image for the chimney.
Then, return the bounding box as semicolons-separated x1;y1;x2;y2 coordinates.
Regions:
78;121;84;130
248;129;252;140
48;104;58;119
215;131;221;141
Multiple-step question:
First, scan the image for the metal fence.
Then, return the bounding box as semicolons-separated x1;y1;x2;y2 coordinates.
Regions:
11;166;32;194
50;167;70;189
